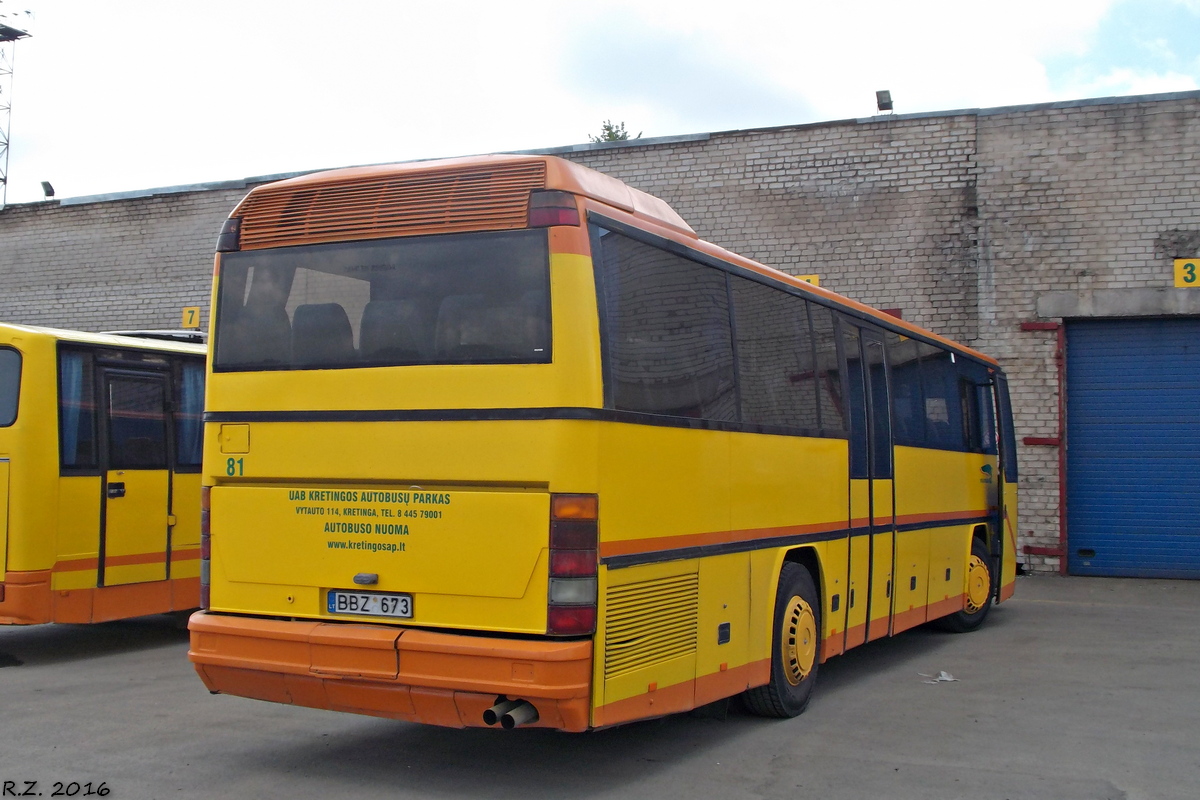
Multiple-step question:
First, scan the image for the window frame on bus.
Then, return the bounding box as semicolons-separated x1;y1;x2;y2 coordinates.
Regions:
57;346;101;475
211;228;554;373
56;343;205;476
590;214;855;440
0;345;21;427
587;212;1005;455
173;358;205;473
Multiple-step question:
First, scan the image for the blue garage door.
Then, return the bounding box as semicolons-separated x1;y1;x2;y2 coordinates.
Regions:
1066;318;1200;578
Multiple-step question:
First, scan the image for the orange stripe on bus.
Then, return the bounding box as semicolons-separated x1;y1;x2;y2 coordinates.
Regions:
97;552;166;568
601;510;990;559
695;659;770;706
53;548;201;574
51;557;100;573
600;520;848;559
926;594;965;620
592;660;769;728
844;622;867;650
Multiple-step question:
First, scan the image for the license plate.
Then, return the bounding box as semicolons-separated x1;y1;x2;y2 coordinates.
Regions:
327;590;413;618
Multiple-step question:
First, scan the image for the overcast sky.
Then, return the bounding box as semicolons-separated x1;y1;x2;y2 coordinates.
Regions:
1;0;1198;205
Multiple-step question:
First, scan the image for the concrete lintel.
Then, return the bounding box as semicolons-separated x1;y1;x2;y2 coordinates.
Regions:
1037;287;1200;319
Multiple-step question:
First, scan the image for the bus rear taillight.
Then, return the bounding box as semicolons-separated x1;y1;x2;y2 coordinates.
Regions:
199;486;211;610
528;191;580;228
547;493;598;636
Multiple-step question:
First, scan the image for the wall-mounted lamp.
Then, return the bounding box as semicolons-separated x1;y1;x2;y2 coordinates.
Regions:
40;181;54;198
876;90;893;112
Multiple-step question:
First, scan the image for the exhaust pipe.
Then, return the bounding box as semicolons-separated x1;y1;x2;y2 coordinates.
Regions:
483;698;522;726
500;700;539;729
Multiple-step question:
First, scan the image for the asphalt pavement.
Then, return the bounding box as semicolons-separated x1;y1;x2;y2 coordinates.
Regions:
1;575;1198;800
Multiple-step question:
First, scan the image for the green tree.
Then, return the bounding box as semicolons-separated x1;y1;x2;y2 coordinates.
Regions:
589;120;641;143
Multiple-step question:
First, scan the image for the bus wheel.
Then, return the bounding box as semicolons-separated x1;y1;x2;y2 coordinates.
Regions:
743;562;821;718
934;538;994;633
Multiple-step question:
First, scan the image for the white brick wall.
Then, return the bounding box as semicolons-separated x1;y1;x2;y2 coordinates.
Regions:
5;91;1200;573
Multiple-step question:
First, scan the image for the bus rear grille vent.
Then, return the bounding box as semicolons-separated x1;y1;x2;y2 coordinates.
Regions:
604;573;699;680
236;161;547;250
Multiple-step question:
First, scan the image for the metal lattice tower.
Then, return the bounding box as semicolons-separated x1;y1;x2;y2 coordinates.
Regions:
0;22;30;210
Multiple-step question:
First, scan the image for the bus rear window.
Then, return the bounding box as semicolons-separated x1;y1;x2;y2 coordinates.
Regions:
213;229;551;371
0;347;19;426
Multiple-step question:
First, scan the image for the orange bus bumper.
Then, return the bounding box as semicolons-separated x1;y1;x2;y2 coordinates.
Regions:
188;611;594;731
0;571;199;625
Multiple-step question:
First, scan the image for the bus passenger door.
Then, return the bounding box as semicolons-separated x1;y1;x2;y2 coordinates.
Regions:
861;332;895;640
993;373;1019;599
842;324;896;645
100;371;171;586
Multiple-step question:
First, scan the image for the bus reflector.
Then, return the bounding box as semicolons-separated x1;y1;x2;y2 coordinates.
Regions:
200;486;211;610
547;492;598;635
528;191;580;228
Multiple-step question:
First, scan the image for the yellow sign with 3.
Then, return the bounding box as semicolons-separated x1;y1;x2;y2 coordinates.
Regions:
1174;259;1200;287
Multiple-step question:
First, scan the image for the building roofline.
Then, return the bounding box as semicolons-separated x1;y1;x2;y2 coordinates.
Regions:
10;88;1200;211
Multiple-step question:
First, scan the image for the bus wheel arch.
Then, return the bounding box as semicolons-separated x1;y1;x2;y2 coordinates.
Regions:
933;536;994;633
742;560;821;718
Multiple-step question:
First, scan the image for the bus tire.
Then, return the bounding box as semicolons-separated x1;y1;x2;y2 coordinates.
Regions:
743;562;821;718
934;537;994;633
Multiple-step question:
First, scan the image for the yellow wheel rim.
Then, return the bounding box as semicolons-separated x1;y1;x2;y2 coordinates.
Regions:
966;554;991;613
782;595;817;685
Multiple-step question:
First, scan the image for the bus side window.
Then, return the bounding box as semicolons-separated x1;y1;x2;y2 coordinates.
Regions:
976;383;997;454
729;274;819;432
594;227;737;422
59;350;98;470
994;374;1019;482
175;359;205;469
887;333;924;448
917;346;966;451
864;336;892;478
957;359;996;455
810;305;846;437
0;347;19;427
840;319;868;478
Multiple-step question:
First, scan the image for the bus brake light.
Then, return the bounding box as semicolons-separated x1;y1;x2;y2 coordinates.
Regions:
548;605;596;635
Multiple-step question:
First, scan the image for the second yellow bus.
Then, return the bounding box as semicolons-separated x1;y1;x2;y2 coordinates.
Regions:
0;323;206;624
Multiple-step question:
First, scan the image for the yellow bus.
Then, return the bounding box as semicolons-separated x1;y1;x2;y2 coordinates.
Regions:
188;155;1018;730
0;323;206;624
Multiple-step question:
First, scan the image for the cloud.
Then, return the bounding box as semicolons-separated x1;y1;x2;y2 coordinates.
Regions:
1044;0;1200;95
562;0;1121;124
562;12;814;135
5;0;1198;205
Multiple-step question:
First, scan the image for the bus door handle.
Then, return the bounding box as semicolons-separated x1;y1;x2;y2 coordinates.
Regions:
107;482;126;498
